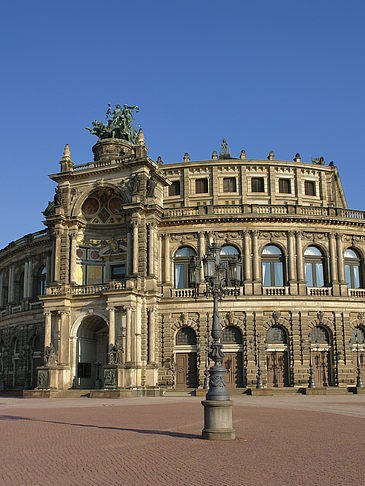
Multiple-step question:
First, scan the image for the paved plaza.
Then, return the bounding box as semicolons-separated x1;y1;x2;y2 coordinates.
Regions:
0;394;364;485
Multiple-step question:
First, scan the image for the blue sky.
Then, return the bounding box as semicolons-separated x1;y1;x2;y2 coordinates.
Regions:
0;1;364;249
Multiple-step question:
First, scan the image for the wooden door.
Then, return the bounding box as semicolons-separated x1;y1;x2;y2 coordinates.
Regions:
266;351;289;387
175;353;198;388
223;352;244;388
313;351;331;387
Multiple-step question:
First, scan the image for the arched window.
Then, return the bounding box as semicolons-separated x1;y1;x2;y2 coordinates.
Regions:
176;327;197;345
344;249;361;289
37;266;47;296
222;326;242;344
174;246;197;289
304;246;325;287
310;326;330;344
220;245;241;286
352;327;365;343
266;326;288;344
262;245;284;287
15;271;24;302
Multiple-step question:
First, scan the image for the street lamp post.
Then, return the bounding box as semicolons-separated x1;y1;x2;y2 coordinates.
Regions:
23;344;31;390
0;347;7;391
190;243;239;440
203;333;210;390
308;335;316;389
350;332;364;388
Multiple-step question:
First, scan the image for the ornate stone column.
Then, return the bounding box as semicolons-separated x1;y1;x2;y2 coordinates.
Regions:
243;231;252;294
8;265;15;304
27;259;33;298
53;229;62;283
59;311;69;365
336;233;347;296
132;220;139;275
148;223;156;276
126;228;132;276
135;303;142;365
126;306;132;363
148;308;156;364
44;312;52;349
163;234;171;284
288;231;297;295
296;231;306;295
23;260;29;299
329;232;339;296
251;231;261;293
108;307;116;350
69;231;77;284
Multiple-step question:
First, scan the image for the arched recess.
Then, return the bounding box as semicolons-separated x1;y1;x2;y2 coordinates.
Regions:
309;325;334;387
265;326;290;387
174;246;197;289
29;334;43;388
221;326;244;388
173;324;198;388
72;314;109;389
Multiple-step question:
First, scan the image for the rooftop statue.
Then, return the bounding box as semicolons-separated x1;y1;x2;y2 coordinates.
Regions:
219;138;231;159
86;104;140;143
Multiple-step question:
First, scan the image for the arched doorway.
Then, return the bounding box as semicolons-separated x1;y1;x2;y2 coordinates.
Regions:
222;326;244;388
266;326;289;387
75;316;108;388
310;326;333;387
30;335;43;389
174;327;198;388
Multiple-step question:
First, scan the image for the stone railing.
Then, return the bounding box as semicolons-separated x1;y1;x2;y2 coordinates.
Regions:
349;288;365;298
47;280;130;296
170;288;198;298
307;287;333;297
0;229;49;254
163;204;365;221
264;287;289;296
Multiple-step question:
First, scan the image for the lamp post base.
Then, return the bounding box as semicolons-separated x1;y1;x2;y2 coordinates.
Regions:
201;400;236;440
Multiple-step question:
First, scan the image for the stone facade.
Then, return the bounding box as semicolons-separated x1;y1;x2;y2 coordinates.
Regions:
0;133;364;392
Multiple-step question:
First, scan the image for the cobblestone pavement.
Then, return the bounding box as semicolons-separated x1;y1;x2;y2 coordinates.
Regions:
0;395;364;486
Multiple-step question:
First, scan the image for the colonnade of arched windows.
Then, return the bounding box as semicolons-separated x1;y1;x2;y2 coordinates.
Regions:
173;243;363;290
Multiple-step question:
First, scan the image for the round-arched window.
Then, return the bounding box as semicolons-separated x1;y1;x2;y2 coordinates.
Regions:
222;326;242;344
344;248;361;289
220;245;239;256
304;246;325;287
266;326;288;344
262;245;284;287
352;327;365;342
310;326;330;344
174;247;197;289
176;327;197;345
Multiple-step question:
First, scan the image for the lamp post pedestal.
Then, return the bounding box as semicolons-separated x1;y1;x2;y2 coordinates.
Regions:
202;400;235;440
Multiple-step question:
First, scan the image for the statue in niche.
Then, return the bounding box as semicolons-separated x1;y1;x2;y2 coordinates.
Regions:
146;177;157;197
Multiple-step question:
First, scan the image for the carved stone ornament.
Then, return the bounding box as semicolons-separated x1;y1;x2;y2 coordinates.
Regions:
104;368;117;388
317;311;324;324
358;312;364;323
226;311;235;324
44;344;58;366
273;311;281;323
37;369;50;389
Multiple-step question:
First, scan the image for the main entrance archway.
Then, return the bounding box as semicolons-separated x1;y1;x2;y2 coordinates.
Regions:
75;315;108;389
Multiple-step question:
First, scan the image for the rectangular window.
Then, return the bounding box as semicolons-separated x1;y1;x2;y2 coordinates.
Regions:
305;180;316;196
111;265;125;280
305;262;313;286
175;264;185;288
169;180;181;196
274;262;284;286
262;262;271;286
251;177;265;193
315;263;324;287
345;265;351;288
195;178;208;193
223;177;237;192
279;178;291;194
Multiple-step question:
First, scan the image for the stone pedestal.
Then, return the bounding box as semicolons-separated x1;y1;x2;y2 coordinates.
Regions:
201;400;236;440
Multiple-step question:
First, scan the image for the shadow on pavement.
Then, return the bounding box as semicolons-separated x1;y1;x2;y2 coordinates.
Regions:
0;414;202;439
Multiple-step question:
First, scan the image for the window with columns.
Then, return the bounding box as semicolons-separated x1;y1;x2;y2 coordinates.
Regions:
37;266;47;296
174;246;196;289
262;245;285;287
344;248;361;288
304;246;325;287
